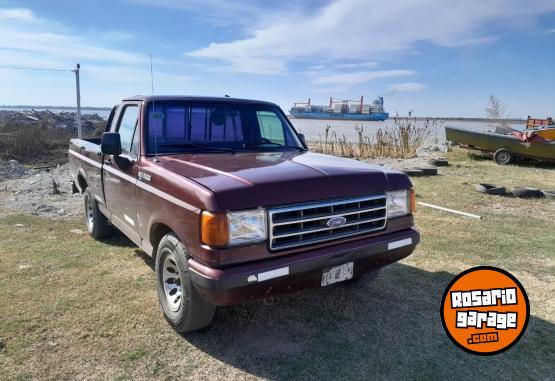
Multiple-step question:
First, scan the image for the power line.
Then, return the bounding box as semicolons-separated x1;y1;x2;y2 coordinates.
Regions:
0;65;72;72
1;63;83;138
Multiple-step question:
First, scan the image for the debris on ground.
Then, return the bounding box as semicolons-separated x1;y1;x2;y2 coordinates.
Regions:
0;161;82;219
0;159;27;179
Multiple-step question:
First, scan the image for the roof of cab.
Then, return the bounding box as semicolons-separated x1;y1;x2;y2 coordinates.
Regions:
122;95;278;107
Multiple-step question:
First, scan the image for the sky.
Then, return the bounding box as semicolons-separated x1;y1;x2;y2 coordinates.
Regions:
0;0;554;117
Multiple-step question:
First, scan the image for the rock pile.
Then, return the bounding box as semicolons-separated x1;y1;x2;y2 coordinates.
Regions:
0;109;105;132
0;160;82;219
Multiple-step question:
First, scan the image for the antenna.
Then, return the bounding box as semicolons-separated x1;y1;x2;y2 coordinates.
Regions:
149;54;158;162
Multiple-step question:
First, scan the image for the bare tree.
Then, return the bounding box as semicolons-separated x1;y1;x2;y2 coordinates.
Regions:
485;95;507;120
485;95;510;131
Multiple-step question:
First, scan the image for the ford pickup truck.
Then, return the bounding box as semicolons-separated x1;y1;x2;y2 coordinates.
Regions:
68;95;419;332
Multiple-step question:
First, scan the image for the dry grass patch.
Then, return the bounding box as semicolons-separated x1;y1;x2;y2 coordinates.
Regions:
309;117;441;159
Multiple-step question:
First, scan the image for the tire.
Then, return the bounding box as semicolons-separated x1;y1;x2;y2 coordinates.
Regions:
402;169;424;177
83;187;114;239
341;269;381;288
493;149;514;165
155;233;216;333
511;187;544;198
413;167;438;176
429;158;448;167
474;183;507;196
541;190;555;200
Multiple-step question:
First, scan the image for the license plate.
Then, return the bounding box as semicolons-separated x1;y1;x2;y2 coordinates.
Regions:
321;262;354;286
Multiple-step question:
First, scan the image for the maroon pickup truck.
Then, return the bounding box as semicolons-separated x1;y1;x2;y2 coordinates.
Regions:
69;96;419;332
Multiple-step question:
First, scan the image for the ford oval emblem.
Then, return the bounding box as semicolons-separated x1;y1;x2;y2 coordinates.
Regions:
327;216;347;227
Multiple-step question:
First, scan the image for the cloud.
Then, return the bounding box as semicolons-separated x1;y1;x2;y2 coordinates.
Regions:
0;8;38;22
129;0;275;27
313;70;416;85
385;82;427;96
335;62;379;69
0;7;190;105
187;0;555;74
547;28;555;34
0;8;143;67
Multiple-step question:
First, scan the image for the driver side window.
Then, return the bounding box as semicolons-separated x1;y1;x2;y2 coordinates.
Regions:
117;105;139;156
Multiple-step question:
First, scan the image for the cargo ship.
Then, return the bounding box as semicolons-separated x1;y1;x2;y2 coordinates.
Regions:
289;96;389;121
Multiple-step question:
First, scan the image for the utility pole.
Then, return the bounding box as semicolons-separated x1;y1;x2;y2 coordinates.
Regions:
73;63;82;138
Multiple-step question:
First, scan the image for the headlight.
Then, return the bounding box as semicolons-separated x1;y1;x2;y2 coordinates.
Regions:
201;208;267;246
227;209;267;245
387;189;412;218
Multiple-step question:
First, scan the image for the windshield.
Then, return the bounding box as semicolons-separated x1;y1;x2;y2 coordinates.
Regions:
145;102;304;154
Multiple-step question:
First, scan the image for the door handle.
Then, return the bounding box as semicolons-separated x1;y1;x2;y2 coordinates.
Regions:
104;159;113;166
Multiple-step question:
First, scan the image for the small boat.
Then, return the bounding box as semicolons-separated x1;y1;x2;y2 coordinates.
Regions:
445;126;555;164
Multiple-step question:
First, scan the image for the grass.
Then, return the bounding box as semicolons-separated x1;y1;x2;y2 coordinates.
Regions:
0;149;554;380
309;117;441;159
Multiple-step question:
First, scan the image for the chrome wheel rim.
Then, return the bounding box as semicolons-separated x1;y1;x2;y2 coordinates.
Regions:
84;193;94;231
162;253;182;312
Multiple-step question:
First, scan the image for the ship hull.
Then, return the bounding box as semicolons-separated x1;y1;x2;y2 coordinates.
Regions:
290;111;389;121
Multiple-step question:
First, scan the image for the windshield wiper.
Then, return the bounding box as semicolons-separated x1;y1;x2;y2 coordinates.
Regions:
244;142;305;151
159;142;235;153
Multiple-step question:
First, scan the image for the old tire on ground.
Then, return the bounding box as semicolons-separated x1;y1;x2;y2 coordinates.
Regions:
474;183;507;196
429;158;448;167
493;149;515;165
402;169;424;177
541;190;555;200
413;167;438;176
83;187;114;239
155;233;216;333
342;269;381;287
511;187;544;198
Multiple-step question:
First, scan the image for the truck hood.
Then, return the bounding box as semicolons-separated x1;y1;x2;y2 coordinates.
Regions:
155;151;411;210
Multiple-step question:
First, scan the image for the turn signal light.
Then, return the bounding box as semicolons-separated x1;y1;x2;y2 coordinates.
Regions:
201;211;229;246
410;188;416;213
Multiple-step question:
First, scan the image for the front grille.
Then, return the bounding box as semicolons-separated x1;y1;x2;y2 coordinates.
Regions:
268;194;387;250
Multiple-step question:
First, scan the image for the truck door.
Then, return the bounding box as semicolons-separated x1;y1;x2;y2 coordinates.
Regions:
103;103;141;243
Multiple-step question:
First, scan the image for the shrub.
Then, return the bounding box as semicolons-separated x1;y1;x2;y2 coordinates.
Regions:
310;116;439;159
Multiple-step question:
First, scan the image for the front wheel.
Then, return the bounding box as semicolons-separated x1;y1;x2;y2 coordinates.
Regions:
155;233;216;333
83;187;114;239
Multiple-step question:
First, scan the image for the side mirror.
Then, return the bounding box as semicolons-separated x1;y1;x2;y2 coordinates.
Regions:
299;133;306;145
101;132;121;156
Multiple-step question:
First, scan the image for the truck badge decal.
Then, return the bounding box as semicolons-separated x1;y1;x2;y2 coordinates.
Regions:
138;171;152;182
326;216;346;227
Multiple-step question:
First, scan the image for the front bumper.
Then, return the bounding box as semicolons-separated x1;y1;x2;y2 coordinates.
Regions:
188;228;419;306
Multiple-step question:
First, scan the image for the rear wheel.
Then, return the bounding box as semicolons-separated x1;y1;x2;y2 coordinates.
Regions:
83;187;114;239
155;233;216;333
493;149;514;165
